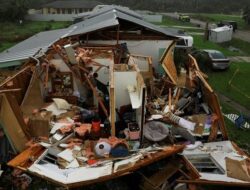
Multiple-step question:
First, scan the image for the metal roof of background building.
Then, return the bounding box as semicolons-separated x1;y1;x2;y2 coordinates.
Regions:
41;0;102;9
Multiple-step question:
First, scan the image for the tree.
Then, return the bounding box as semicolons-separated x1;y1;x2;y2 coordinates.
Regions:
243;6;250;25
0;0;30;21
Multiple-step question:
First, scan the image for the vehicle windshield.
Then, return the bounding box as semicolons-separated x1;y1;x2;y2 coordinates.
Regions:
209;52;226;59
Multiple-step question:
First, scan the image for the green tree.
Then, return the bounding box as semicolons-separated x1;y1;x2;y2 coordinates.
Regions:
0;0;30;21
242;6;250;24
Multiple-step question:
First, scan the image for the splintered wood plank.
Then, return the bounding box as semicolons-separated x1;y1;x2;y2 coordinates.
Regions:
141;158;181;189
21;69;44;116
25;145;184;189
160;41;177;85
0;94;30;152
201;80;228;140
0;65;32;88
8;146;45;170
109;63;115;136
83;73;108;118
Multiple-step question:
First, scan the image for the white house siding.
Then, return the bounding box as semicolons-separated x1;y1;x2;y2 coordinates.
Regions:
89;40;173;67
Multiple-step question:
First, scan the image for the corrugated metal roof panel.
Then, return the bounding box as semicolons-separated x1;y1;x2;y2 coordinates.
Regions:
114;11;177;38
0;28;72;64
69;13;119;36
86;5;143;20
67;10;177;38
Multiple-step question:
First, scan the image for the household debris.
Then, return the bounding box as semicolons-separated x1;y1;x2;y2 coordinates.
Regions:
0;5;249;190
224;113;250;129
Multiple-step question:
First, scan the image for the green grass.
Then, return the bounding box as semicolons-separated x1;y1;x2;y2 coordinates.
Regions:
207;62;250;109
222;38;250;56
157;16;204;34
0;20;71;52
0;42;16;52
189;13;249;30
0;21;71;39
192;35;245;56
161;16;194;27
218;103;250;154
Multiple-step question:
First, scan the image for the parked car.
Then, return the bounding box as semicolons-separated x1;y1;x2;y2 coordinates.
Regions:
191;49;230;71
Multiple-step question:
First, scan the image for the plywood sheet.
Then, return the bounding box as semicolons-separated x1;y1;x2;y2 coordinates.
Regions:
201;80;228;140
160;42;177;85
0;94;29;152
21;70;44;116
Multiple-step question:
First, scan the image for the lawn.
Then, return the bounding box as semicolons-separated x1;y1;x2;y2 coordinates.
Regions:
192;35;247;56
189;13;249;30
221;103;250;154
0;20;71;52
222;38;250;56
207;62;250;110
158;16;204;34
160;16;195;27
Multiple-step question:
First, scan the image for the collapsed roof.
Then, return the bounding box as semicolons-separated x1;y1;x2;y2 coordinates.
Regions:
0;8;178;67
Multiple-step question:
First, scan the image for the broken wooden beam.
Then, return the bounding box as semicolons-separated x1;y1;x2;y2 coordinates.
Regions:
0;88;22;93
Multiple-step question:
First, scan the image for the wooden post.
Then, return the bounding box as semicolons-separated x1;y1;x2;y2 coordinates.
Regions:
208;114;219;142
139;87;146;147
83;73;109;118
116;25;120;45
0;89;21;93
168;88;172;112
109;63;115;136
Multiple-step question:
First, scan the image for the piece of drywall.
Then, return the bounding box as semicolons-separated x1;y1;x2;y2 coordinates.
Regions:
114;71;137;108
89;40;173;67
92;58;113;85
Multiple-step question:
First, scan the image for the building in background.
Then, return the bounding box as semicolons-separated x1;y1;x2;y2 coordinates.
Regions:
41;0;102;15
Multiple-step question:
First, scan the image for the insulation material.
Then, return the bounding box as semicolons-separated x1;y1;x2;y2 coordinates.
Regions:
0;94;29;152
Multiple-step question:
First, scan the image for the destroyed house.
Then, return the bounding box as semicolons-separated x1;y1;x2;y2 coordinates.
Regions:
0;6;249;189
